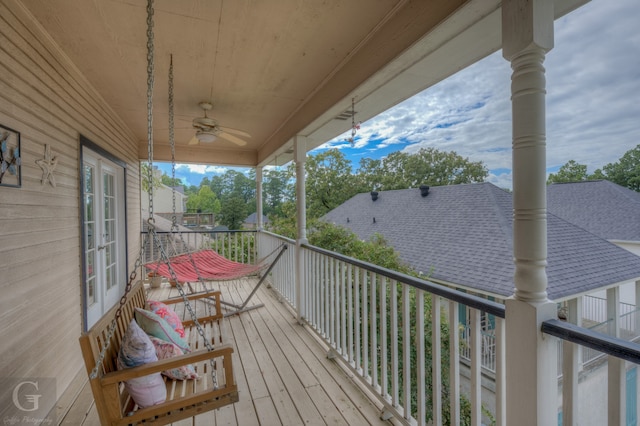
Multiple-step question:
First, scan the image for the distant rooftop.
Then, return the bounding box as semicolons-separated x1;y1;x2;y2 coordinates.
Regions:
548;180;640;241
322;182;640;300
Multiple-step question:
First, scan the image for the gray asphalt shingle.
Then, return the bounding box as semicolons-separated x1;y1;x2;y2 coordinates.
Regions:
322;182;640;300
548;180;640;241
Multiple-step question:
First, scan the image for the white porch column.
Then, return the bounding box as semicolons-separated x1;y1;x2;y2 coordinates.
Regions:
256;166;263;231
502;1;557;425
294;136;308;324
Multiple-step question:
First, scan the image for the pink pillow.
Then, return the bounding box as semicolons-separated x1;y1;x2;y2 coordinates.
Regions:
149;336;199;380
117;319;166;407
146;300;185;338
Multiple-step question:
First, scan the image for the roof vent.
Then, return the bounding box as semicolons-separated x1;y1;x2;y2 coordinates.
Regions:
419;185;430;197
371;191;379;201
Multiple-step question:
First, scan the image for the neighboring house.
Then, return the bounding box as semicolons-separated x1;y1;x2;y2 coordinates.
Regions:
323;182;640;414
141;169;188;218
548;180;640;257
244;212;268;229
548;180;640;322
323;182;640;304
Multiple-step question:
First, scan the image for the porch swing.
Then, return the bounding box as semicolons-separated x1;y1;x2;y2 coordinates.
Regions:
79;2;238;424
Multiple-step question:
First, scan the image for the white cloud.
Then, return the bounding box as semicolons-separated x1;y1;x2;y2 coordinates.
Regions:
323;0;640;189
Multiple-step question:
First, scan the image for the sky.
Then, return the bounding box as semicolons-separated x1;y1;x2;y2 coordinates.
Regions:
159;0;640;190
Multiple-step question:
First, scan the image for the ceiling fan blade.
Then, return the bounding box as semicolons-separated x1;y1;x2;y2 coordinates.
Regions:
219;131;247;146
218;126;251;138
188;135;199;145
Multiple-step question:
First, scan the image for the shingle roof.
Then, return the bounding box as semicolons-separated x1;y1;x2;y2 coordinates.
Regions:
322;182;640;300
244;212;268;224
547;180;640;241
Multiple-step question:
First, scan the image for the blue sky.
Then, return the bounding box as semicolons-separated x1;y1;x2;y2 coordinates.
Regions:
160;0;640;189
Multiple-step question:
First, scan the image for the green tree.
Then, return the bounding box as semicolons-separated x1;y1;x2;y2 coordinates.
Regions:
140;162;162;193
186;186;221;214
359;148;488;190
547;160;589;184
305;149;360;219
263;167;295;218
601;144;640;191
218;195;247;229
161;174;184;188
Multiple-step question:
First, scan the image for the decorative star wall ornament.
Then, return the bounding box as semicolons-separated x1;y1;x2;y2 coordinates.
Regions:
36;144;58;187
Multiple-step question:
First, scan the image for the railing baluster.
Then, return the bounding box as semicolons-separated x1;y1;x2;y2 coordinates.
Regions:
355;267;362;374
329;257;335;348
402;285;411;420
416;288;425;426
471;308;481;426
348;263;354;365
341;260;347;357
391;279;399;408
371;273;378;388
431;294;442;426
380;276;387;399
362;269;369;379
448;300;461;426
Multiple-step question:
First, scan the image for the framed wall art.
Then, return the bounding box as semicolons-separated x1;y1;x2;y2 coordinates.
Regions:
0;124;21;188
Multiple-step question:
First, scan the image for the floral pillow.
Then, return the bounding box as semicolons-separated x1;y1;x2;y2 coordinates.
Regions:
134;307;190;353
117;319;166;407
146;300;185;338
148;336;199;380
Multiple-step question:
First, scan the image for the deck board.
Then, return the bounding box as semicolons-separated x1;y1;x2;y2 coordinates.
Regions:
64;278;394;425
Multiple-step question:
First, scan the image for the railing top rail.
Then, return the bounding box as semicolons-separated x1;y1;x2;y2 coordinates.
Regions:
259;230;296;245
301;242;506;318
542;319;640;364
141;229;257;235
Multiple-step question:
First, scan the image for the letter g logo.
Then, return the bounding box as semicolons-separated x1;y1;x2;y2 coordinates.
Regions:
12;380;41;412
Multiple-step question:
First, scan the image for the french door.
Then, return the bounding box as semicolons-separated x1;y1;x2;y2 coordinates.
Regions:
82;146;126;330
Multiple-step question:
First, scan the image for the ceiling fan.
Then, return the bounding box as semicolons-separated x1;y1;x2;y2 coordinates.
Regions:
188;102;250;146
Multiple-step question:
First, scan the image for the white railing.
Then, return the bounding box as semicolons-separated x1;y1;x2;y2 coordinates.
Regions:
141;229;258;265
543;320;640;426
257;232;506;426
257;231;296;306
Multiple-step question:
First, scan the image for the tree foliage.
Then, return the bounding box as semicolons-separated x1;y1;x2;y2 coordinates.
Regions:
185;185;221;214
359;148;488;191
601;144;640;191
547;146;640;192
547;160;590;184
218;195;247;230
305;149;361;219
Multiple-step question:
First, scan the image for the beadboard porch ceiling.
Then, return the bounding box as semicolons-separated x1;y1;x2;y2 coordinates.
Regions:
18;0;586;168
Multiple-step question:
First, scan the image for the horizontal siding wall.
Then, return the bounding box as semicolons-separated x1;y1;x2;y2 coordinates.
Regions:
0;0;141;409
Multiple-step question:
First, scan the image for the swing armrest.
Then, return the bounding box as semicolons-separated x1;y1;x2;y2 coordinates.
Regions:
100;344;234;386
162;290;223;321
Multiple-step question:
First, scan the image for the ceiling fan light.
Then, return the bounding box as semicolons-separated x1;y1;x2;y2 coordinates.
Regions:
196;130;217;143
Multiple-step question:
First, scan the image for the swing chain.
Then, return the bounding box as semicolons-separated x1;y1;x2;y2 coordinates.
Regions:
146;0;155;220
168;54;178;231
89;0;155;381
162;50;218;388
152;230;219;388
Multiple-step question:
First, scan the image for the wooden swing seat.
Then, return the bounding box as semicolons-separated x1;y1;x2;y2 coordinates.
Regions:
79;280;238;425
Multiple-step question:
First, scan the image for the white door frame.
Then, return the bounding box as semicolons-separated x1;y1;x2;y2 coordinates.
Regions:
80;138;127;330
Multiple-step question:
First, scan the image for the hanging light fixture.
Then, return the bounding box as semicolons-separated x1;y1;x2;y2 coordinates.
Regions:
196;129;218;143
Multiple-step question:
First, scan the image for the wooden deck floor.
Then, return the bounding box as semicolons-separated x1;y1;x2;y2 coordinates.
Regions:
62;278;395;425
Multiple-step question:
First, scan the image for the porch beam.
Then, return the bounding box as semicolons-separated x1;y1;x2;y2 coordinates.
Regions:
503;1;557;425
